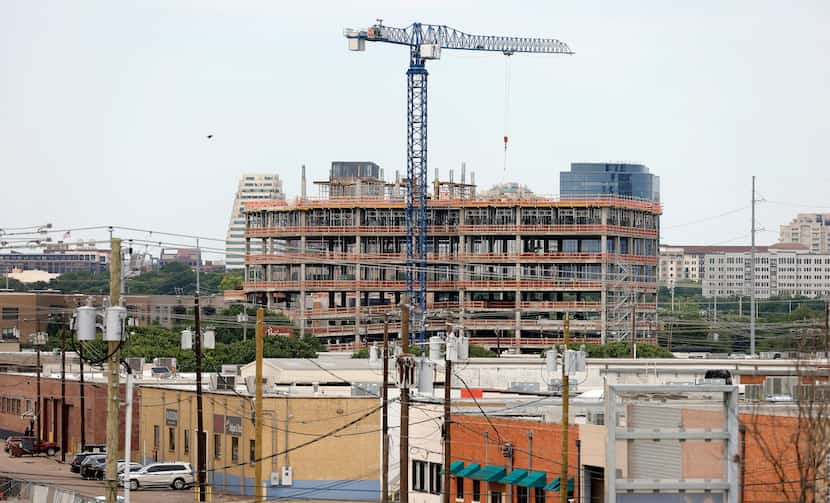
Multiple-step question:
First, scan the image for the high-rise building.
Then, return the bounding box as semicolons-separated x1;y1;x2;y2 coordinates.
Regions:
560;163;660;202
702;243;830;299
226;174;284;270
779;213;830;253
242;165;661;351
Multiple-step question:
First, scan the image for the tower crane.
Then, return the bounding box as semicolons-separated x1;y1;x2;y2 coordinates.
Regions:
344;21;573;342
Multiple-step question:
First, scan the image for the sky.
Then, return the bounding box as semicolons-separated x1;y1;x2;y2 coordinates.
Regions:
1;0;829;257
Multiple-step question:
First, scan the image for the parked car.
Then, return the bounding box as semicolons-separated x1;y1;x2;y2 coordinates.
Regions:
71;452;99;473
91;461;143;481
119;462;194;491
80;454;107;479
7;437;60;457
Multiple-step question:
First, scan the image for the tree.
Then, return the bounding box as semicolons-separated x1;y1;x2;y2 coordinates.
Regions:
219;272;243;291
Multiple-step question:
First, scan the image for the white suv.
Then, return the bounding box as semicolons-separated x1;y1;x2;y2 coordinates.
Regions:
119;462;194;490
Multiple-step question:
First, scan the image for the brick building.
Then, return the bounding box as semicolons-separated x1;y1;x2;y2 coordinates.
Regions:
0;373;139;458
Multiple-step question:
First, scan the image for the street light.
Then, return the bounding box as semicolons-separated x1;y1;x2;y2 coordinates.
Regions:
30;331;47;444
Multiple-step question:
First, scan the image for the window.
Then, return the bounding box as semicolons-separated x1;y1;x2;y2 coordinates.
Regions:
184;430;190;455
168;427;176;451
231;436;239;462
1;328;17;340
153;425;160;450
213;434;222;459
490;492;502;503
456;477;464;501
517;486;528;503
429;462;442;495
250;439;256;465
534;488;545;503
472;480;481;502
1;307;18;320
412;460;427;492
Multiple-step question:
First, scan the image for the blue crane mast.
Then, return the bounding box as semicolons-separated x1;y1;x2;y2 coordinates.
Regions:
344;21;573;343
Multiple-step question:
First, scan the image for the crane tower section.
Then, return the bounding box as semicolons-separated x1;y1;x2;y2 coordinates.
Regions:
344;21;573;342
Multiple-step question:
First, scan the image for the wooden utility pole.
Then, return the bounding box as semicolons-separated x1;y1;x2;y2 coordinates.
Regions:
443;349;452;503
399;300;411;503
560;315;570;503
105;238;121;503
254;308;264;501
381;314;390;503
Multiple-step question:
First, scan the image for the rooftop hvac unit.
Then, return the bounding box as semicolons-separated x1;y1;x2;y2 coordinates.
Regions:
764;376;798;399
221;365;240;376
126;358;145;375
744;384;763;402
216;375;236;391
244;376;271;395
153;357;177;371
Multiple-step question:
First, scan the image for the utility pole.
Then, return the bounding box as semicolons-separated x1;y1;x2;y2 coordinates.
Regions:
560;315;570;503
750;175;756;356
105;238;121;503
195;292;206;502
631;293;636;358
35;339;41;443
124;368;134;503
60;328;66;462
399;299;411;503
254;308;265;502
824;300;829;358
443;341;452;503
79;343;86;448
381;314;390;503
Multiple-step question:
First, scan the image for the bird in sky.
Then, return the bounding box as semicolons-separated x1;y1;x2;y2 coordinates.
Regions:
206;134;214;139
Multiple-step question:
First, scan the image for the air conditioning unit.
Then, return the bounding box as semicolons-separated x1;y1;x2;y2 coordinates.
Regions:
244;376;271;395
153;357;177;371
126;358;145;375
221;365;240;376
216;375;236;391
764;376;797;399
744;384;763;402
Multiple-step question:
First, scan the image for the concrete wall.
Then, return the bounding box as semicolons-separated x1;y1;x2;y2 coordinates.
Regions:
138;387;381;500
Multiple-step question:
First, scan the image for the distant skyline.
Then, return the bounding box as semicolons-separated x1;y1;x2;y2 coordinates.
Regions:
2;1;829;256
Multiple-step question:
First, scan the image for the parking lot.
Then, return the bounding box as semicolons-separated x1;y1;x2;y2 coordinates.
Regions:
0;447;202;503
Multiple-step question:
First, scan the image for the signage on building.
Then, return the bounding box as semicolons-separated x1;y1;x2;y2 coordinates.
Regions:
165;409;178;426
213;414;225;433
265;325;294;337
225;415;242;436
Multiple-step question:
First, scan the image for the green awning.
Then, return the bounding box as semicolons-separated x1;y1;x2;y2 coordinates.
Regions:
498;469;528;485
456;463;481;478
445;461;465;475
515;471;546;488
544;477;574;494
469;465;506;482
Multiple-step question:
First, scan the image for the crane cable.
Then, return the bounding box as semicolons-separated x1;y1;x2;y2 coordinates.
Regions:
502;52;512;178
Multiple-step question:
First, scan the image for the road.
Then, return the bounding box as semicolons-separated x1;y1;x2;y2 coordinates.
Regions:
0;449;198;503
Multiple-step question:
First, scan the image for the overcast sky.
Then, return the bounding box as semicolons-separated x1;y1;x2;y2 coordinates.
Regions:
2;1;828;256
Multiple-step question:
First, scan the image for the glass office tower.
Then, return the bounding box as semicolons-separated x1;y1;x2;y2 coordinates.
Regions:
560;163;660;201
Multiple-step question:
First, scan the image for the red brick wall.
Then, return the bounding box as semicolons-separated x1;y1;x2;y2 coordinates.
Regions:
451;416;579;503
0;374;139;456
740;413;806;503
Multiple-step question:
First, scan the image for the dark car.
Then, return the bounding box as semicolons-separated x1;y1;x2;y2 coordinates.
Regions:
71;452;99;473
91;461;143;481
80;454;107;479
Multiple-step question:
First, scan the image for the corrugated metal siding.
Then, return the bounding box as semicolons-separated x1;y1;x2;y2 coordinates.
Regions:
627;404;682;479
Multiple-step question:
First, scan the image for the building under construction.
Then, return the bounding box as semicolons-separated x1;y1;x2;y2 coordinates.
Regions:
243;162;661;352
